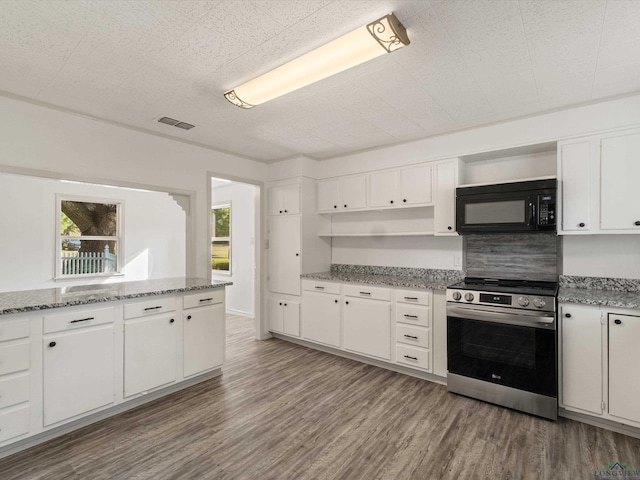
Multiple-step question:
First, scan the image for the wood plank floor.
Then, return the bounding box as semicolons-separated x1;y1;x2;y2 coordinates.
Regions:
1;314;639;479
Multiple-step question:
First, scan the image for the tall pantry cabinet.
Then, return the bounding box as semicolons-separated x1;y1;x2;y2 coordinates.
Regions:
267;177;331;338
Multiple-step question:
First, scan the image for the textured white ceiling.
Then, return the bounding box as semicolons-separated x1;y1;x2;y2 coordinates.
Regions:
2;0;640;163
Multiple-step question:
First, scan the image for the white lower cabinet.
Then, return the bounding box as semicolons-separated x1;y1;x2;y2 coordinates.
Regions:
43;325;115;426
183;303;225;378
124;313;177;397
302;291;341;347
0;405;30;443
608;313;640;423
343;297;391;360
560;304;603;415
269;298;300;337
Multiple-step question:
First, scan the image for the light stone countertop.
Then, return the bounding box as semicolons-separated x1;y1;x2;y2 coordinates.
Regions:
558;275;640;309
0;277;232;316
301;271;461;291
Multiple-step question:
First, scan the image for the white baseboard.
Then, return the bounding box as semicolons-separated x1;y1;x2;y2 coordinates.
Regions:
559;408;640;439
226;308;254;318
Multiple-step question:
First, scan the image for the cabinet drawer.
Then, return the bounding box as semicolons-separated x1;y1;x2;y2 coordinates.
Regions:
44;306;115;334
343;284;390;301
0;374;30;410
183;289;224;310
396;344;430;370
0;405;30;443
0;342;29;376
396;304;430;328
124;297;176;319
0;318;30;342
302;280;340;295
395;289;431;306
396;324;430;349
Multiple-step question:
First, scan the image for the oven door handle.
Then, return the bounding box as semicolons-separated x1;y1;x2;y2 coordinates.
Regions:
447;305;555;329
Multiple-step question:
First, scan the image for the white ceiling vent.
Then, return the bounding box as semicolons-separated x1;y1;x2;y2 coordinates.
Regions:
157;117;195;130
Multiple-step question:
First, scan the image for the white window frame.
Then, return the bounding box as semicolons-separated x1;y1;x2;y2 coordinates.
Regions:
211;202;231;276
55;194;124;279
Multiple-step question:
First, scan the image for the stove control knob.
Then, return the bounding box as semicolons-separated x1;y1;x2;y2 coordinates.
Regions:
518;296;530;307
464;292;474;302
533;297;546;309
452;291;462;301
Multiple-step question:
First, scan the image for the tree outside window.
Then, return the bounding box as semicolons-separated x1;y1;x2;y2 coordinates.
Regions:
212;204;231;273
57;196;122;277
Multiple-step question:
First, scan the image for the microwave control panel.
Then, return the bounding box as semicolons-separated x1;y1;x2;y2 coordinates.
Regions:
537;195;556;226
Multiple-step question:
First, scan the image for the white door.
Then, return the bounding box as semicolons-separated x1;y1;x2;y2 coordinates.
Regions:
341;175;367;210
369;170;397;208
301;292;340;347
399;165;432;205
269;297;284;332
317;179;340;212
124;314;177;397
343;297;391;360
283;301;300;337
43;326;115;426
183;304;225;378
434;160;458;235
600;131;640;230
269;215;301;295
560;304;602;415
609;314;640;423
559;140;593;232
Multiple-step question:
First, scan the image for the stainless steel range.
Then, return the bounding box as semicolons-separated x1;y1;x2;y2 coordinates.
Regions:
446;277;558;420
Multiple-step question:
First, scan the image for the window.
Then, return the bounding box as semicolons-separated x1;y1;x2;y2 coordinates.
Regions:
57;196;123;278
211;204;231;273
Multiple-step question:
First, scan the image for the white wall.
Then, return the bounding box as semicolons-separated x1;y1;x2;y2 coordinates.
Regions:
563;236;640;279
0;95;267;280
212;182;256;317
0;172;185;292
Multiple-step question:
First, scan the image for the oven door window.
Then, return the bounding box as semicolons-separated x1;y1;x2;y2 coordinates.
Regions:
447;316;556;397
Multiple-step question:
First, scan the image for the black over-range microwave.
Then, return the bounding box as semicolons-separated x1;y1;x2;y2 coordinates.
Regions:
456;179;557;234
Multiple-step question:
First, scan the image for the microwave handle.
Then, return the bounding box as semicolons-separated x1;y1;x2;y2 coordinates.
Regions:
529;200;535;226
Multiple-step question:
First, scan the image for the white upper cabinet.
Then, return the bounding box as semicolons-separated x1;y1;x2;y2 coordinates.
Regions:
317;175;367;212
270;184;300;215
558;140;595;233
600;131;640;231
434;159;459;235
559;128;640;235
369;165;433;209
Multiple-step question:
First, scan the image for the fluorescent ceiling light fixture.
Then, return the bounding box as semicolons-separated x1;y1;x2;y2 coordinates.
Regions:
224;13;409;109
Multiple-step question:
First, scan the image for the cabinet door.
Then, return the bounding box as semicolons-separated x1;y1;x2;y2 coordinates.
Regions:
343;298;391;360
560;304;602;415
183;304;225;378
124;314;177;397
399;165;432;206
269;186;283;215
341;175;367;210
434;160;458;235
609;314;640;423
283;301;300;337
269;215;301;295
281;184;300;215
559;140;593;232
601;131;640;230
302;292;340;347
43;325;115;426
317;179;340;212
269;298;284;333
369;171;397;208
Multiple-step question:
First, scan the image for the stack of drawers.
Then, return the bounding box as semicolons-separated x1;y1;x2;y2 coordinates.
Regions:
0;317;30;444
394;289;432;372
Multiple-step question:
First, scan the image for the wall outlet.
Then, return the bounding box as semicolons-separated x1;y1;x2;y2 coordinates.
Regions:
454;255;463;267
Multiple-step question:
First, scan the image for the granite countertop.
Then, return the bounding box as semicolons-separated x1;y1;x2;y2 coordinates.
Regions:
302;265;463;291
558;276;640;309
0;277;232;316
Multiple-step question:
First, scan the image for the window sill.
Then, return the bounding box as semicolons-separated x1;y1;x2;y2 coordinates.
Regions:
54;272;125;281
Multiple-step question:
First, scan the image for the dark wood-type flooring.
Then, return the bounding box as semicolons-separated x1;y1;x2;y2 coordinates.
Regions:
1;314;639;479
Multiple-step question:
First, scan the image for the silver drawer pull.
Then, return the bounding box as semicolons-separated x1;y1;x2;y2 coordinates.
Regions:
404;314;418;319
404;297;418;301
314;286;325;290
70;317;94;324
199;298;213;302
144;306;162;311
359;292;371;296
403;334;418;340
404;355;418;361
